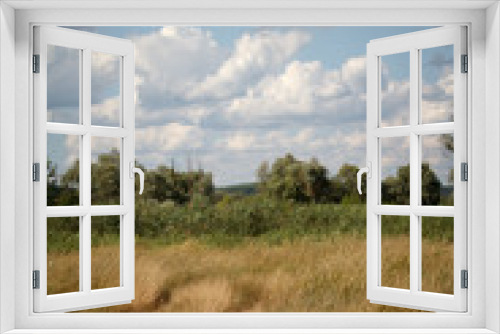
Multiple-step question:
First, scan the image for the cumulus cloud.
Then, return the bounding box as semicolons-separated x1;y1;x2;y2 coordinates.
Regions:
47;44;125;124
136;123;205;152
214;57;367;130
50;27;456;186
91;51;122;105
189;30;311;100
47;46;80;123
91;97;121;126
128;29;452;185
133;26;226;109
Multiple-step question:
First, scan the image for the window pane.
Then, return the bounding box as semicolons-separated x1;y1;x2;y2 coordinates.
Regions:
381;136;410;205
381;215;410;290
91;137;121;205
47;45;80;124
421;134;453;206
380;52;410;127
421;217;454;294
47;217;80;295
92;52;121;127
91;215;121;290
47;133;80;206
421;45;454;124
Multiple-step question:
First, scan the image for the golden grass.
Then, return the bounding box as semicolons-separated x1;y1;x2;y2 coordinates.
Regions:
45;235;454;312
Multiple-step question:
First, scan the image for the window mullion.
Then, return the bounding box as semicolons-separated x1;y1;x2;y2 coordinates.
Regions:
409;47;420;294
82;48;92;294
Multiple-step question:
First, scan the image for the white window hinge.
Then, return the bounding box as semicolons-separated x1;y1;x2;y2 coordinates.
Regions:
33;54;40;73
33;270;40;289
461;270;468;289
461;54;468;73
461;162;468;181
33;163;40;182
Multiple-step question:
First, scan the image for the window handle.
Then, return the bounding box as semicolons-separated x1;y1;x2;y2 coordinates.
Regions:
357;162;371;195
129;162;144;195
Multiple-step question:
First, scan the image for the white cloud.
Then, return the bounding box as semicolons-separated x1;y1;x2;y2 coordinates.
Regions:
65;135;80;170
221;57;367;128
91;51;121;104
136;123;205;152
91;97;121;126
189;30;311;100
340;57;367;94
49;27;456;187
47;44;123;120
133;27;226;107
226;132;257;151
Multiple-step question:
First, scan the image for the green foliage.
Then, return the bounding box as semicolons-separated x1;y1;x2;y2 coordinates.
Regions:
140;163;214;205
257;154;331;203
47;159;79;206
381;163;441;205
50;202;453;252
47;152;451;251
134;197;367;244
332;164;366;204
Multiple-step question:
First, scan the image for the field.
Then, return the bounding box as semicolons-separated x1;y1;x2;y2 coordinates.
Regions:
46;204;454;312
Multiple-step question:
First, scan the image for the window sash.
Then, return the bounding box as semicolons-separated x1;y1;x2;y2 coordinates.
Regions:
32;26;136;313
366;26;467;312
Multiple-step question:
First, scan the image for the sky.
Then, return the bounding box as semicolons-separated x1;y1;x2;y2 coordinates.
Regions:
47;26;454;187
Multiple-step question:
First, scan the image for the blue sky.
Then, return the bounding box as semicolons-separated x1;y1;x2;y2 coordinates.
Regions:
49;26;454;186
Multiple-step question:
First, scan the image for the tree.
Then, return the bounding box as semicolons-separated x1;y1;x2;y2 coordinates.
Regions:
140;163;214;205
440;114;454;184
256;161;270;188
421;163;442;205
331;164;366;204
59;149;121;205
381;163;441;205
257;153;331;203
91;149;121;205
47;159;61;206
51;150;216;209
49;158;79;206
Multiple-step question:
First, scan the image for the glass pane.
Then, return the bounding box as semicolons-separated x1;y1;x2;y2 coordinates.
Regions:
91;137;121;205
92;52;121;127
91;216;121;290
421;134;454;206
380;52;410;127
381;136;410;205
381;215;410;290
421;217;454;294
47;134;80;206
421;45;454;124
380;216;410;289
47;217;80;295
47;45;80;124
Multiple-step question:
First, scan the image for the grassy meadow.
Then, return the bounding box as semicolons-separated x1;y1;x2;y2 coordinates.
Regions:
46;153;455;312
46;204;454;312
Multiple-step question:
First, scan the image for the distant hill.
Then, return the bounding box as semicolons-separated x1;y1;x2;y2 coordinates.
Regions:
217;183;452;198
441;185;453;197
217;183;257;195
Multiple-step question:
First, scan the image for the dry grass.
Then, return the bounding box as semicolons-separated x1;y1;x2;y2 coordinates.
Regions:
45;235;454;312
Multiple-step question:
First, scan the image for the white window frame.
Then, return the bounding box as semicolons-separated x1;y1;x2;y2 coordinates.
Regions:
366;26;468;312
33;26;136;313
0;2;499;333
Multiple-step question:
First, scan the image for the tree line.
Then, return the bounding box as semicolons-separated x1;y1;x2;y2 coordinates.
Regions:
47;151;447;207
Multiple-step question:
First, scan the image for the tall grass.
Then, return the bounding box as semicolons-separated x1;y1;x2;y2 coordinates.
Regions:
47;203;454;311
45;235;454;312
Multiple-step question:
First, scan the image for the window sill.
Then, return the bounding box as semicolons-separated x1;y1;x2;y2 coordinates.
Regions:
4;330;498;334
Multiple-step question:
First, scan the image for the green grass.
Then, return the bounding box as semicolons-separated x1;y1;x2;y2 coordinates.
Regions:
48;201;454;253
